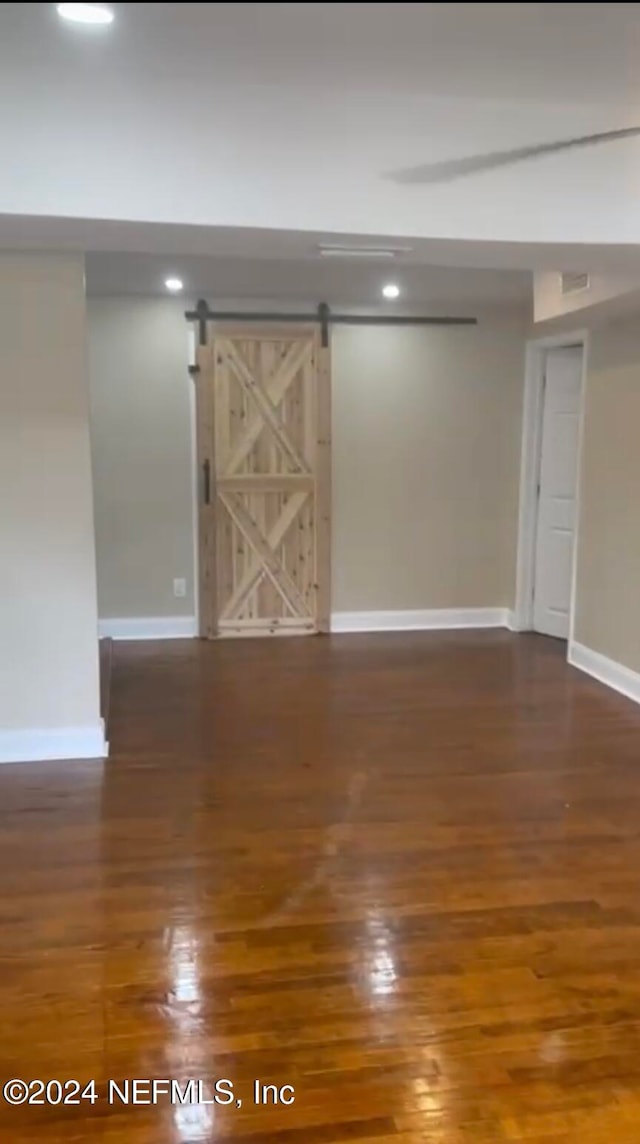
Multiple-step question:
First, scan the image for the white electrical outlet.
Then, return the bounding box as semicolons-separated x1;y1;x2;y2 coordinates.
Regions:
173;578;187;598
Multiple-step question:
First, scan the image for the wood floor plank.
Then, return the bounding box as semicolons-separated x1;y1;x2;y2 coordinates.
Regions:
2;631;640;1141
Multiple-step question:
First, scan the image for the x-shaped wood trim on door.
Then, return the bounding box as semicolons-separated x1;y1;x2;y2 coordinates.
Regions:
197;328;328;637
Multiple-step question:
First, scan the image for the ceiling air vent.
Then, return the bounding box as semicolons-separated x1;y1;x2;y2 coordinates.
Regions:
561;271;590;295
317;243;412;259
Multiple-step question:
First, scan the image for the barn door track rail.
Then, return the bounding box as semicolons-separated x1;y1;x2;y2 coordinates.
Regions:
185;299;477;352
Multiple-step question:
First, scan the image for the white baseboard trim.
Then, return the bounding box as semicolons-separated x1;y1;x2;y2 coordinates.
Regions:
98;616;197;640
100;611;517;639
330;608;511;634
0;720;108;765
569;641;640;706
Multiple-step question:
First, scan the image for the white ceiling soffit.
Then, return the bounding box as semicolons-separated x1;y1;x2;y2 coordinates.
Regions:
84;250;531;310
1;4;640;248
3;214;640;278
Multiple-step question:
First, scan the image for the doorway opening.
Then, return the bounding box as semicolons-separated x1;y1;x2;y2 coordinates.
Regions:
514;332;588;640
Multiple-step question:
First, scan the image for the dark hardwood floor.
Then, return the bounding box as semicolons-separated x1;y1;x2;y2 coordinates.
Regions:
3;631;640;1142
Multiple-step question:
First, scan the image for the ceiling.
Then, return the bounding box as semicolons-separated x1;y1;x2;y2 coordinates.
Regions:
2;4;640;251
4;3;640;105
85;249;531;311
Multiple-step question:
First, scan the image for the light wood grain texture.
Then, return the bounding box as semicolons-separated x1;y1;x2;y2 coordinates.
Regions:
217;474;312;491
224;337;312;475
218;489;312;624
199;326;330;638
4;632;640;1143
315;342;332;633
223;339;309;475
220;490;310;622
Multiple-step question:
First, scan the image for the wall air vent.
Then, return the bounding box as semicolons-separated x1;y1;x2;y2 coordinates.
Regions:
561;271;590;295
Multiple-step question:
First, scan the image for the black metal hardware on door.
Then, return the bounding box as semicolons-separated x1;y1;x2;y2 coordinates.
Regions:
202;459;211;506
185;299;478;347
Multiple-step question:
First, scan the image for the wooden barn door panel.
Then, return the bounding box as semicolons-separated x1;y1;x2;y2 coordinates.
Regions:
197;327;330;638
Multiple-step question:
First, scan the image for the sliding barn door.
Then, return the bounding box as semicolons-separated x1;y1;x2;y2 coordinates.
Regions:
196;326;330;638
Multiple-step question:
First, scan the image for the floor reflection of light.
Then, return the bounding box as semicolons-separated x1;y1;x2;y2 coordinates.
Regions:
165;928;213;1141
402;1053;453;1133
412;1080;445;1115
370;945;398;995
364;910;398;997
173;1102;214;1142
168;924;201;1004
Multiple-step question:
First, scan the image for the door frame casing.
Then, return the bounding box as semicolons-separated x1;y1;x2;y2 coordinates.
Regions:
513;329;589;638
187;324;200;635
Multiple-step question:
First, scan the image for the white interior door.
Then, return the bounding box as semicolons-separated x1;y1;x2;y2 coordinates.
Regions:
533;346;583;639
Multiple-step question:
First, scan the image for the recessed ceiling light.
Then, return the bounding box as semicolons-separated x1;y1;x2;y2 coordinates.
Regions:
164;277;184;293
57;4;114;25
382;283;400;299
